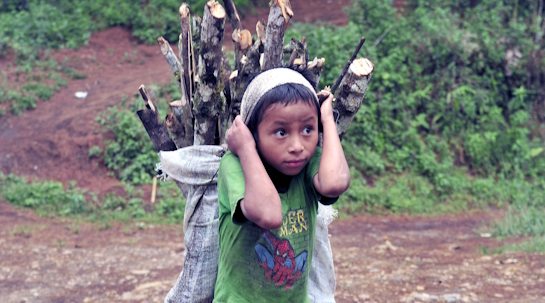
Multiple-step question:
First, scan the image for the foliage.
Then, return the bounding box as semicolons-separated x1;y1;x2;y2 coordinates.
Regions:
286;0;545;250
93;79;179;185
0;0;254;59
0;171;186;224
95;102;158;185
0;57;69;115
0;172;87;216
288;0;545;193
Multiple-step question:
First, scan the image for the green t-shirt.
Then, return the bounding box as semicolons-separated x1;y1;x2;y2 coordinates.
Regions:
213;148;322;303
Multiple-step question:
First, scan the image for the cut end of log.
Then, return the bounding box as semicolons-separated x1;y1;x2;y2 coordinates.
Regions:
293;58;303;65
157;37;169;55
207;0;226;19
239;29;253;50
232;29;253;50
229;70;238;81
165;112;175;128
170;100;183;108
256;20;266;44
179;3;190;18
307;57;325;70
138;84;148;101
350;58;374;77
274;0;293;27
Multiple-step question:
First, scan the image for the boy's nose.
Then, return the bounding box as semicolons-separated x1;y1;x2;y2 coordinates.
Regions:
288;136;304;153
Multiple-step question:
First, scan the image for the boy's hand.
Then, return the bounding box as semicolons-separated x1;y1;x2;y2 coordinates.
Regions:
319;90;335;124
226;115;255;157
313;90;351;199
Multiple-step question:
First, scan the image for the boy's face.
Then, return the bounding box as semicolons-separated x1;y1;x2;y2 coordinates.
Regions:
256;100;319;176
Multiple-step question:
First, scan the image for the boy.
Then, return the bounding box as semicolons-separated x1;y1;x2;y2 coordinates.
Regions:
214;68;350;302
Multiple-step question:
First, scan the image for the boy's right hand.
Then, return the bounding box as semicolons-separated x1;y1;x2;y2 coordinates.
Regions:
226;115;255;157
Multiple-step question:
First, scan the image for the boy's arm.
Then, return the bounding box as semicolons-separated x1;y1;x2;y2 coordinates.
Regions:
226;116;283;230
313;92;351;198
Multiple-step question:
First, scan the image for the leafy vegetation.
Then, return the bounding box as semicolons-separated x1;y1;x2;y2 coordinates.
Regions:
93;79;180;185
0;0;254;115
0;171;186;225
0;58;70;115
0;0;254;59
287;0;545;251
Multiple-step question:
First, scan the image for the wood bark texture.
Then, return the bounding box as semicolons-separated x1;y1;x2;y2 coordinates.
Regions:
137;85;177;152
193;0;226;145
138;1;374;155
178;4;192;105
262;0;293;69
222;0;242;31
334;58;374;140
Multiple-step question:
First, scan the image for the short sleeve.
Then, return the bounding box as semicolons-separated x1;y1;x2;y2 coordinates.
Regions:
305;146;322;184
305;146;339;205
218;151;247;224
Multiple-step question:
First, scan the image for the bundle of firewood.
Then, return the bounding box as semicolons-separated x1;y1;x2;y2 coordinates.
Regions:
137;0;373;153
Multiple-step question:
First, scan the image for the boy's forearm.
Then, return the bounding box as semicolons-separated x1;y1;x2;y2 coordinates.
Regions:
237;146;283;229
316;119;351;197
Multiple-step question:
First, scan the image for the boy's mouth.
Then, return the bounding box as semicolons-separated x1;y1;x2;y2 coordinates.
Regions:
284;159;306;168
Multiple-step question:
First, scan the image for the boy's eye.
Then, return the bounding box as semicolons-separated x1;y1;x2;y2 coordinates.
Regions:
274;129;286;138
303;126;313;135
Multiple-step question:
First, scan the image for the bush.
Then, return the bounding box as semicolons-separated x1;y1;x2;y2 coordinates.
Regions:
0;0;254;59
0;172;185;223
0;173;87;216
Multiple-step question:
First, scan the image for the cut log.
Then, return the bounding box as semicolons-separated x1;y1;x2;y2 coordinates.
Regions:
334;58;374;140
191;15;202;84
158;37;182;78
307;57;326;90
178;4;195;146
165;111;187;148
179;3;192;104
233;29;252;51
331;37;366;95
193;0;226;145
219;52;233;144
256;20;266;45
228;27;262;123
262;0;293;69
222;0;242;31
137;85;177;152
232;28;253;73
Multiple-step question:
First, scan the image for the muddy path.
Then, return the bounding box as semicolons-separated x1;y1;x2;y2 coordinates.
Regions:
1;202;544;303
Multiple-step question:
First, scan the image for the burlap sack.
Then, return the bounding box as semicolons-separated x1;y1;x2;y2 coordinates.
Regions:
158;146;337;303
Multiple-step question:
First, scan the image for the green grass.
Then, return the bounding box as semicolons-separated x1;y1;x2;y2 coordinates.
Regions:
0;172;186;226
0;56;78;115
92;78;180;185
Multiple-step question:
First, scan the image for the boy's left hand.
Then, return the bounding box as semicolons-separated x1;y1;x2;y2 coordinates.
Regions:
319;90;335;124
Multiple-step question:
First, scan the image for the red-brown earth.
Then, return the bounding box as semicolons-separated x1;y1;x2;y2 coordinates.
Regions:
1;1;544;302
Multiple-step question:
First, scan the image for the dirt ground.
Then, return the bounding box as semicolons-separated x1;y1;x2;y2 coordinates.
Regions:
1;0;544;302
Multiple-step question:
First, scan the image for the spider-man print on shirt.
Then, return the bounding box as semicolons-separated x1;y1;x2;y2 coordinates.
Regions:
254;230;308;290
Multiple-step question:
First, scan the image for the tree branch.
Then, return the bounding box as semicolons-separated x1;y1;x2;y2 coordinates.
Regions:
137;85;177;152
331;37;366;95
334;58;374;140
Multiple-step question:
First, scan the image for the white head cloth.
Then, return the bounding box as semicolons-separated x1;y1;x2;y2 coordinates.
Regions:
240;68;318;125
